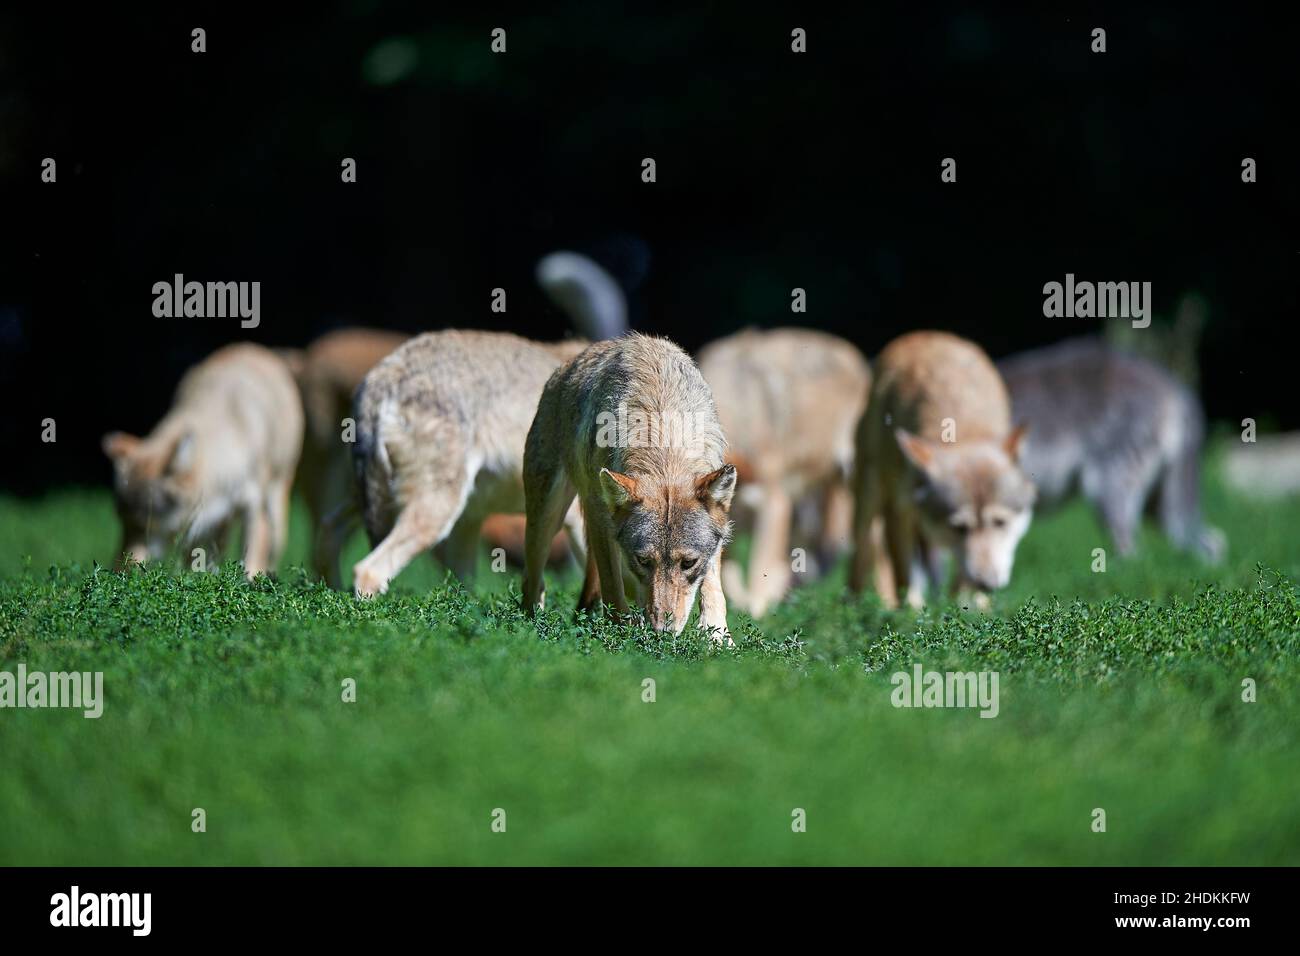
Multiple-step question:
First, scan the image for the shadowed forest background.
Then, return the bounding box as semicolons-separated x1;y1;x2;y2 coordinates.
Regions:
0;3;1296;493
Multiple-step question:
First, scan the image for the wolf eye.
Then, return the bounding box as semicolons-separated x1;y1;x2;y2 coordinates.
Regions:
634;552;654;569
680;556;700;573
991;516;1008;529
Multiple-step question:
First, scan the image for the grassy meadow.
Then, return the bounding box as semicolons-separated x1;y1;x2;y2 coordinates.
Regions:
1;447;1297;865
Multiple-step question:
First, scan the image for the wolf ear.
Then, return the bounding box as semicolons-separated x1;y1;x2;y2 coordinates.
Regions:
166;430;196;474
599;468;640;509
696;463;738;511
895;428;936;473
1003;422;1029;463
102;432;141;462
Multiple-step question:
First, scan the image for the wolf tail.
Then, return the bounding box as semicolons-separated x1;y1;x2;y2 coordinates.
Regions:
535;251;628;341
350;378;395;546
1158;391;1226;563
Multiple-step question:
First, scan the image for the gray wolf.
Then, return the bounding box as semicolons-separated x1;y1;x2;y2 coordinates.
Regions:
997;336;1224;561
522;334;736;638
351;330;587;596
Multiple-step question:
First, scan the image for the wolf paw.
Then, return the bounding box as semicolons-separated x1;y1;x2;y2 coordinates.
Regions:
702;624;735;648
353;566;387;598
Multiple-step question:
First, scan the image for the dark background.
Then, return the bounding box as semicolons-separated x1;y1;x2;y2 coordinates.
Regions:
1;2;1296;494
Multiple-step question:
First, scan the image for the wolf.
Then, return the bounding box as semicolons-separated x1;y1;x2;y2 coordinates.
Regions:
282;327;409;586
299;253;626;587
850;331;1035;609
102;343;303;577
522;334;737;638
697;327;870;616
350;330;588;596
476;250;631;566
997;336;1224;561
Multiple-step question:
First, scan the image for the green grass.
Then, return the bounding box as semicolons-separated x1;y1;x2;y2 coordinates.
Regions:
1;453;1298;865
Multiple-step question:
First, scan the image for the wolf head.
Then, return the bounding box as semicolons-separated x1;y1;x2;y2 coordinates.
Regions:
895;425;1036;592
598;463;736;634
102;429;202;564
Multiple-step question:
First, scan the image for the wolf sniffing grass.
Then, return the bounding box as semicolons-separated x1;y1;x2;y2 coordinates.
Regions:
698;327;870;617
851;331;1035;609
101;343;303;578
998;336;1225;562
523;334;737;637
477;251;631;569
350;330;589;597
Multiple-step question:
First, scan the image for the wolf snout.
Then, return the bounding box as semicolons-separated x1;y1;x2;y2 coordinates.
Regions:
650;610;678;633
968;568;1009;591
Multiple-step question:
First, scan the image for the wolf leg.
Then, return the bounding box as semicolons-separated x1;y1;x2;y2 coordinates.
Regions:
242;494;272;579
113;534;150;571
264;476;293;571
870;517;897;603
441;514;483;583
299;443;327;579
578;544;602;613
746;481;793;617
522;472;575;613
562;499;588;572
849;465;882;594
586;517;629;618
315;499;358;590
1156;436;1225;562
883;496;917;609
1084;442;1162;557
311;450;356;584
697;552;733;645
1094;474;1144;557
817;479;855;570
353;479;467;597
920;533;948;597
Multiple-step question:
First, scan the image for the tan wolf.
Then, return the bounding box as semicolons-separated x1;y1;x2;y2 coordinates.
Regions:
350;330;588;597
849;331;1035;609
284;329;575;587
522;334;737;638
698;327;870;616
299;253;626;588
476;250;631;566
102;343;304;578
283;327;409;586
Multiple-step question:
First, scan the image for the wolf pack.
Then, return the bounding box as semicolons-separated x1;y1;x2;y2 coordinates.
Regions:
102;252;1223;641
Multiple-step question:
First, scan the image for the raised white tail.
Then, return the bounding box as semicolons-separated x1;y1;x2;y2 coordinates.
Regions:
535;251;628;341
